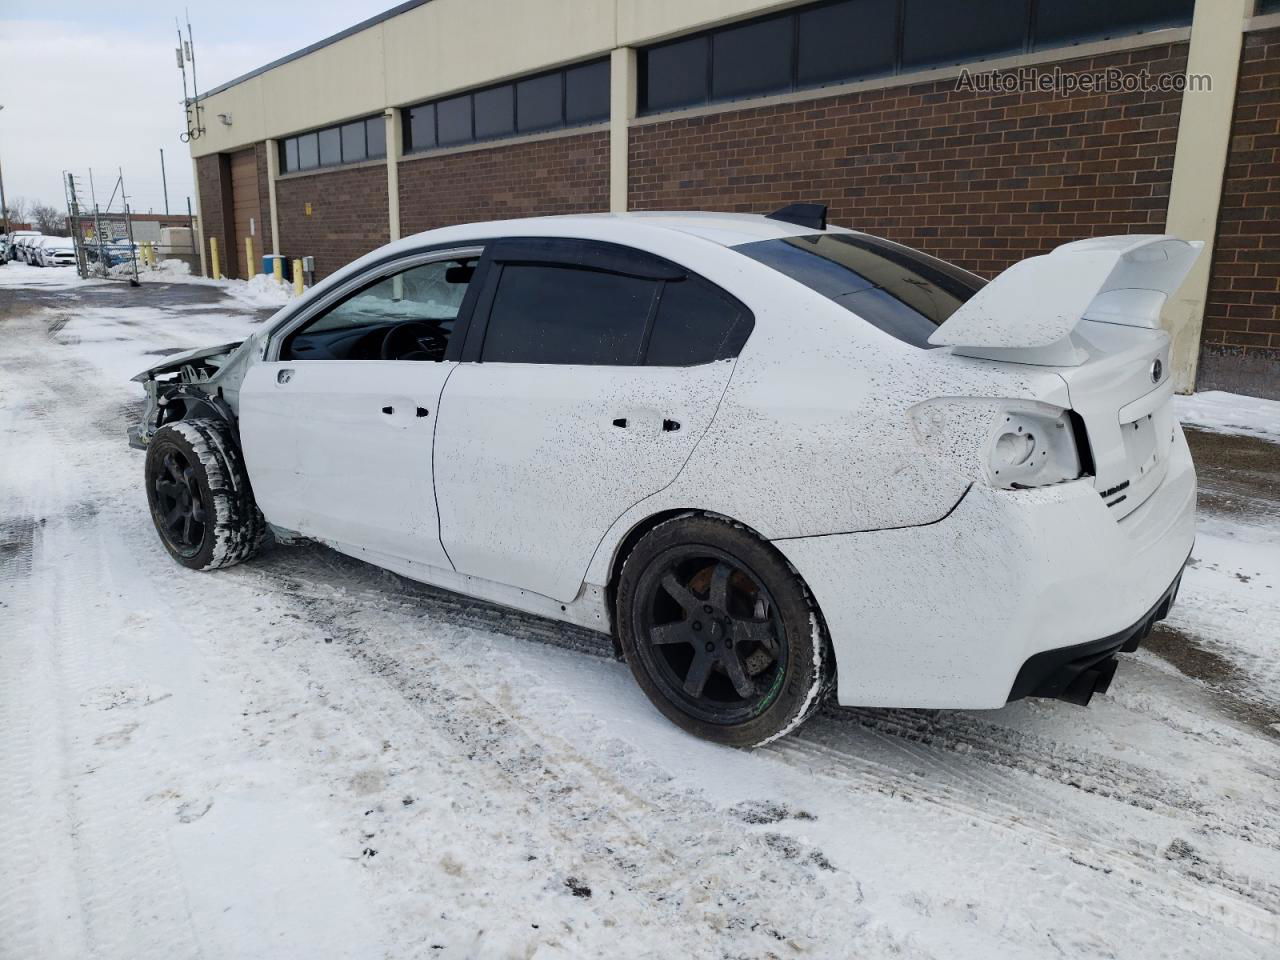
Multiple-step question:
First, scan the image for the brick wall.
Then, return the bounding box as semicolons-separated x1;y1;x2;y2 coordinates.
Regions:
1199;27;1280;399
276;163;389;279
630;43;1187;279
195;153;234;277
399;130;609;236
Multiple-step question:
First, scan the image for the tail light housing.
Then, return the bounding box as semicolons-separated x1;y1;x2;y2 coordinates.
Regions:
909;398;1086;490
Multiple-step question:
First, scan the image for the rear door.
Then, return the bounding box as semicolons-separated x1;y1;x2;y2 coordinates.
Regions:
240;248;480;568
432;238;753;602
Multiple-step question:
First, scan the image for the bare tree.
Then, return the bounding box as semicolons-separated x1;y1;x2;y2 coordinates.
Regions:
4;195;30;227
29;202;67;236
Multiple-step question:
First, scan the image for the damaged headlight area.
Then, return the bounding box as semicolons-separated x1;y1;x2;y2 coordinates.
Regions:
909;398;1087;490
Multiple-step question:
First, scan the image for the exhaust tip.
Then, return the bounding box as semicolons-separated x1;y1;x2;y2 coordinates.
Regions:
1060;658;1119;706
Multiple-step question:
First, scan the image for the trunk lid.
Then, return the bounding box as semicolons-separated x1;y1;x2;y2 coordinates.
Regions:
1057;321;1174;519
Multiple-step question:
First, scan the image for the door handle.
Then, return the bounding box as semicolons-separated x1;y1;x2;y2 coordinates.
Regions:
612;418;628;428
662;419;681;432
277;368;294;384
381;405;394;415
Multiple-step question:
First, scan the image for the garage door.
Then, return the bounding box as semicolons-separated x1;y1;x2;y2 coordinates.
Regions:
229;148;259;279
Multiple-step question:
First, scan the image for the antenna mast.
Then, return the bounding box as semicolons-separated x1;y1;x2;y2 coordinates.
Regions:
177;13;204;142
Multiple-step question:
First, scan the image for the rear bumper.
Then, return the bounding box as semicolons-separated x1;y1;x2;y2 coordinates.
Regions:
774;424;1196;709
1006;561;1185;706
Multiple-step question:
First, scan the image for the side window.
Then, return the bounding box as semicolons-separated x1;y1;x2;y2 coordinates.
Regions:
646;276;752;366
281;257;476;361
480;265;657;365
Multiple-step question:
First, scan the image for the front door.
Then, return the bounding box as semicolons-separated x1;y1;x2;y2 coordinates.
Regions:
240;251;479;568
433;240;752;602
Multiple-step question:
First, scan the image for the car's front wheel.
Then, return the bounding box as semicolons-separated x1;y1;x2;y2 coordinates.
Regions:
617;515;831;747
144;418;265;571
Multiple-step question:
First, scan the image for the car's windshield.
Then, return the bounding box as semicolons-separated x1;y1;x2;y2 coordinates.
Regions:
734;233;986;349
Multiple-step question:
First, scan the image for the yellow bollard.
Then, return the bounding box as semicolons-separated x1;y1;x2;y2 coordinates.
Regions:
245;236;255;278
292;259;304;296
273;255;284;285
209;236;221;279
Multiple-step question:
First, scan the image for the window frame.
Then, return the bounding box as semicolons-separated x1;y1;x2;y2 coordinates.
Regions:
266;244;487;362
637;0;1195;115
402;58;610;157
458;237;754;367
279;113;387;174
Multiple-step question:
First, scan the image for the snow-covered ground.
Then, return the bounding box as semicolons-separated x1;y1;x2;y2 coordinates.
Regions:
1;262;1278;959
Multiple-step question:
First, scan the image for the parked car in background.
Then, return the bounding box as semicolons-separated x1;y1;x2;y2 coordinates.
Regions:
24;236;54;265
11;232;42;263
126;208;1200;746
36;236;77;267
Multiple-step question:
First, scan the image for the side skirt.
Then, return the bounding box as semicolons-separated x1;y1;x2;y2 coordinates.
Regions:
318;538;613;635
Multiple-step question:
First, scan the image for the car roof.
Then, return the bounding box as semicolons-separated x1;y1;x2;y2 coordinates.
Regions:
399;211;849;252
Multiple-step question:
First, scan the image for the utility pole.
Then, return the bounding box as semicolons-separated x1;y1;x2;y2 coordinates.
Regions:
0;105;9;238
160;147;170;215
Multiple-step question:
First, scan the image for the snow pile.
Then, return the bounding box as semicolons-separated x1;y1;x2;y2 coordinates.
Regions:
155;259;193;278
237;272;292;308
1175;391;1280;443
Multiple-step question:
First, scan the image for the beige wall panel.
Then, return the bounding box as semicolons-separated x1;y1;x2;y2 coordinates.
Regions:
617;0;800;45
191;79;268;158
382;0;616;105
259;26;389;137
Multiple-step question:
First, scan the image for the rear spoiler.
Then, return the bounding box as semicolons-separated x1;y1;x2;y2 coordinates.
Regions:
929;235;1203;365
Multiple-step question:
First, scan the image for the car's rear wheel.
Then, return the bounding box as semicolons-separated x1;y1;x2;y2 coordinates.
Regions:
144;418;265;571
617;515;831;747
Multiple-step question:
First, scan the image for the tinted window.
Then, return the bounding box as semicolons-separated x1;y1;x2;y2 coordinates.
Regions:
406;103;436;152
646;277;751;366
297;132;319;169
437;95;472;145
901;0;1026;68
518;72;563;131
1034;0;1193;48
644;36;709;111
366;116;387;158
565;59;610;123
481;265;656;365
318;126;342;166
735;233;985;349
341;121;366;163
283;258;475;362
712;16;793;101
284;138;299;173
798;0;897;86
474;85;515;140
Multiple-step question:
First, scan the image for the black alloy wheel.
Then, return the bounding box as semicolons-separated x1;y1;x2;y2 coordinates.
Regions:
635;547;788;725
152;449;207;557
617;515;830;746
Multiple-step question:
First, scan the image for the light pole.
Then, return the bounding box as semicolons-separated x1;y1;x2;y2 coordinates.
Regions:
0;105;9;240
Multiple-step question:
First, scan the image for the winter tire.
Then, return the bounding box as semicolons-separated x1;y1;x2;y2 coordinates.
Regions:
144;418;265;571
617;515;831;747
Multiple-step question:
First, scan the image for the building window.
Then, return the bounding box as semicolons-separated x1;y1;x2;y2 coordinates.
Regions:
1033;0;1195;50
637;0;1195;115
279;114;386;174
403;58;609;156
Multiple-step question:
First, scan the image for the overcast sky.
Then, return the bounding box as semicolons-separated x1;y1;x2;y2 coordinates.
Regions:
1;0;396;218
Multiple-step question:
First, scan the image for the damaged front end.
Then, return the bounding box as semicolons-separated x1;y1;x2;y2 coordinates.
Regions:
128;341;249;449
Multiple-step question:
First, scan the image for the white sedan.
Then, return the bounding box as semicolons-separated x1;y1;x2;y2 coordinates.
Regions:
128;208;1198;746
35;236;77;267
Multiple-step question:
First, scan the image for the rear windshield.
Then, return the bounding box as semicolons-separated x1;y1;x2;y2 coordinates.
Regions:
734;233;986;348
